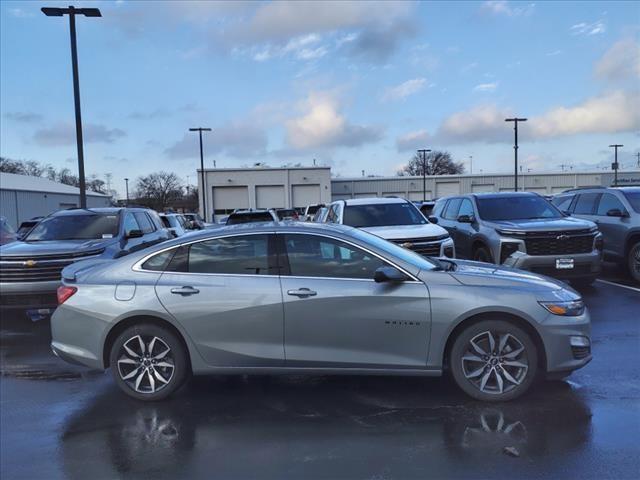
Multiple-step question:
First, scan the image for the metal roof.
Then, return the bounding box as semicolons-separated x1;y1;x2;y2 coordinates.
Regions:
0;172;109;197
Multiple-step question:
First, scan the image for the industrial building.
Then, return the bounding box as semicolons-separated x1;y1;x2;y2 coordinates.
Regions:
0;172;111;228
199;167;332;221
331;171;640;201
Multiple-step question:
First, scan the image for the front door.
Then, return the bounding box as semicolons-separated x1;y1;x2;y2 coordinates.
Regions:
279;233;431;369
155;233;284;367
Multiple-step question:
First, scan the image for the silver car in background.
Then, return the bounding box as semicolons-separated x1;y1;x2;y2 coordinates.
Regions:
51;222;591;402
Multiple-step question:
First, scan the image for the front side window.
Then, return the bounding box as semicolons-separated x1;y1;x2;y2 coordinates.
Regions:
442;198;462;220
188;235;272;275
552;195;574;211
25;214;119;241
596;194;625;216
284;234;385;279
457;199;474;218
342;202;426;228
124;213;140;235
476;196;562;221
573;193;600;215
134;212;155;233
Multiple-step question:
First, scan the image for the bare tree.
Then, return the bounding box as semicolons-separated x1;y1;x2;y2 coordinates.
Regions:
397;151;464;176
135;171;184;211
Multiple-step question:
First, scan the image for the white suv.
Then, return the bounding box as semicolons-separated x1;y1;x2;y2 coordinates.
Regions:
325;197;455;258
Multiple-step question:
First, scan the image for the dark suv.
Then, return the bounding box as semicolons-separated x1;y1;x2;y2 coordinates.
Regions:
432;192;602;286
552;187;640;283
0;207;170;313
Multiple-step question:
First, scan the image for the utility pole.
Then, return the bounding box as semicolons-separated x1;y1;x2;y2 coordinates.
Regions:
124;178;129;207
417;149;431;202
609;144;623;187
469;155;473;175
189;127;212;221
635;152;640;169
505;117;527;191
42;6;102;208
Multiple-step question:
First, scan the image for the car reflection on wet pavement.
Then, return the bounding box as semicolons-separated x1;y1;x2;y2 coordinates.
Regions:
1;281;639;479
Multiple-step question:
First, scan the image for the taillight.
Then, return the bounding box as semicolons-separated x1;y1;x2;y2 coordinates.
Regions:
57;285;77;305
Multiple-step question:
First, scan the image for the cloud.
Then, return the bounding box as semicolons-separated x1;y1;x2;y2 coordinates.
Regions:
382;78;428;102
8;7;33;18
570;21;606;36
164;124;267;159
480;1;535;17
345;19;417;62
473;82;498;92
285;93;382;150
4;112;43;123
546;50;562;57
437;104;512;143
396;129;430;152
33;123;126;146
127;104;198;120
250;34;328;62
595;38;640;82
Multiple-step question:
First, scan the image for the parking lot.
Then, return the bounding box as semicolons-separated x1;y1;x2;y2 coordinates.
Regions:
0;266;638;480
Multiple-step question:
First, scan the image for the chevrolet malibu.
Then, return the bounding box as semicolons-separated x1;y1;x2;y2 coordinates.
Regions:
51;222;591;402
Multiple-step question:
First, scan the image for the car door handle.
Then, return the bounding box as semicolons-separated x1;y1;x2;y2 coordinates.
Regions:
170;286;200;296
287;288;317;298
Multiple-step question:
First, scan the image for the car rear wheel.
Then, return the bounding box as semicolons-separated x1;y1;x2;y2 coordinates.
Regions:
450;319;538;402
110;324;189;401
473;246;493;264
628;242;640;284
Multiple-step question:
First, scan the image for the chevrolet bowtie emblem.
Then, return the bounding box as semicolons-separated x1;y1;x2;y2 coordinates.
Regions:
556;235;569;241
400;242;414;249
24;260;37;267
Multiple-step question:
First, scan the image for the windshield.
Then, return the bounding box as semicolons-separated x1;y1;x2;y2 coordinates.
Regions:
343;203;426;228
226;212;273;225
476;196;562;221
623;191;640;213
25;214;120;241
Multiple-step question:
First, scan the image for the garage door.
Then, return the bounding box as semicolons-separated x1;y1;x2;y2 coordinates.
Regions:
525;187;547;195
256;185;285;209
291;184;321;208
551;186;572;194
354;192;378;199
435;182;460;198
499;187;515;192
408;191;432;201
212;186;249;214
471;184;495;193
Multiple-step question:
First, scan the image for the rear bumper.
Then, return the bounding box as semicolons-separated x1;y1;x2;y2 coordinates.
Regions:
0;280;60;310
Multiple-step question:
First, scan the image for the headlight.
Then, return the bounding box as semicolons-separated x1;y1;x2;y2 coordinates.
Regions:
539;300;585;316
496;229;526;237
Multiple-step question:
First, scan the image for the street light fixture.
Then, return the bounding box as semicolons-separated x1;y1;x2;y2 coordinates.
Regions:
42;6;102;208
505;117;527;192
417;149;431;202
189;128;212;221
124;178;129;207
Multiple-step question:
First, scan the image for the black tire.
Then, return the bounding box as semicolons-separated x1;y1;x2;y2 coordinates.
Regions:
627;242;640;284
109;323;190;401
473;245;494;264
449;319;538;402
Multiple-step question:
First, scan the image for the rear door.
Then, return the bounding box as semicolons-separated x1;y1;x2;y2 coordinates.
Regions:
279;233;431;368
154;233;284;366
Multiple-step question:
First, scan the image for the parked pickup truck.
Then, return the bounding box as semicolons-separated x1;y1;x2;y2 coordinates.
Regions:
0;207;170;314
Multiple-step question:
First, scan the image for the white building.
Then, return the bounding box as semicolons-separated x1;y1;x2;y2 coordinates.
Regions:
0;172;112;228
199;167;332;222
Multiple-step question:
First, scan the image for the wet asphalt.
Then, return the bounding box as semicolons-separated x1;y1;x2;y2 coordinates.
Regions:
0;277;639;479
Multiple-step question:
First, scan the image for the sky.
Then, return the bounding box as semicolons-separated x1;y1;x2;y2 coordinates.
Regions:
1;0;639;198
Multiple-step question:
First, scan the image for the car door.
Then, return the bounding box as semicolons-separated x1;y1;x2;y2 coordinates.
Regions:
122;212;147;253
279;233;431;368
439;198;462;251
154;233;285;367
594;193;628;258
453;198;477;259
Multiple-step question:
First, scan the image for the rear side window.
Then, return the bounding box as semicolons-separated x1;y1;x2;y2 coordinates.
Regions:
573;193;600;215
188;235;273;275
134;212;155;233
443;198;462;220
141;249;176;271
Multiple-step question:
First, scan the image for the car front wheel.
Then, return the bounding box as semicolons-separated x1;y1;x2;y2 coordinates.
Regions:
628;242;640;284
110;323;189;401
449;319;538;402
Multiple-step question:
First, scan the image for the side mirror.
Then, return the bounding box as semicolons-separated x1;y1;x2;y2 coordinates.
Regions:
606;208;627;218
125;229;144;239
457;214;474;223
428;215;439;224
374;266;407;283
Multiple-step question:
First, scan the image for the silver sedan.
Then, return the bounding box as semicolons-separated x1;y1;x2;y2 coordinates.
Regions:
51;222;592;402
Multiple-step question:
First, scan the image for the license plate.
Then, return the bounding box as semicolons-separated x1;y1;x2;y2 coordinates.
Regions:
556;258;574;270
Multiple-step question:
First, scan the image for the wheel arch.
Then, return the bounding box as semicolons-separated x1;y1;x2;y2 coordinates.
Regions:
471;237;495;262
102;314;193;373
442;311;547;373
624;230;640;256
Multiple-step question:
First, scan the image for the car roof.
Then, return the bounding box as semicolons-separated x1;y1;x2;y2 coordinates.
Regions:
341;197;408;206
230;209;272;215
470;191;538;199
51;207;156;217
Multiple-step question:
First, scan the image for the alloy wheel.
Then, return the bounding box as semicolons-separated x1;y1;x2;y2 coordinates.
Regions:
461;331;529;395
117;335;175;394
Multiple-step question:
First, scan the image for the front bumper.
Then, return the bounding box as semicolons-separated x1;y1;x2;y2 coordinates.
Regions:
540;309;592;374
0;280;60;310
502;250;601;280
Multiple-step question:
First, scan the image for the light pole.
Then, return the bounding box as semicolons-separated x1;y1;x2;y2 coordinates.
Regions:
189;128;212;221
469;155;473;175
42;6;101;208
124;178;129;207
505;117;527;192
417;149;431;202
609;144;623;187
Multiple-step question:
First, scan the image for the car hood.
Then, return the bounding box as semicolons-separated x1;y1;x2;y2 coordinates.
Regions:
448;259;571;292
361;223;449;240
0;238;114;257
485;216;595;232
